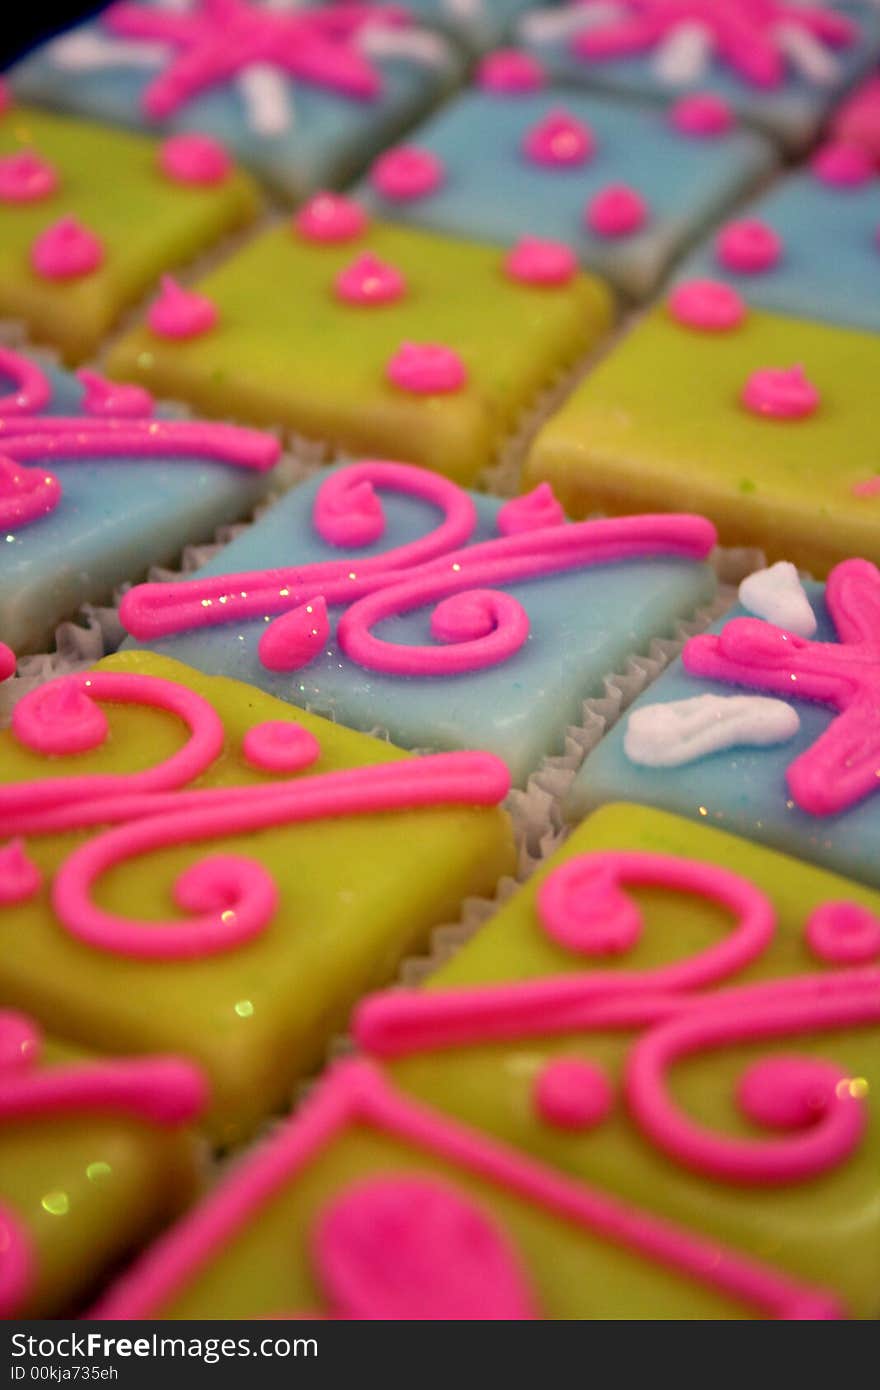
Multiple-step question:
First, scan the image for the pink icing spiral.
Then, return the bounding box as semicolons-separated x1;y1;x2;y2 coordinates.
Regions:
159;132;232;186
497;483;566;536
386;342;467;395
716;218;782;273
0;348;51;415
586;184;648;238
30;216;104;281
534;1057;613;1131
503;237;577;287
668;279;746;332
670;93;734;137
76;369;154;419
335;253;406;306
810;140;874;188
523;110;594;167
0;151;58;204
0;455;62;530
370;147;444;201
14;677;110;756
258;597;330;673
0;840;41;906
477;49;546;94
294;193;368;243
742;365;820;420
147;276;218;339
805;901;880;966
242;721;321;775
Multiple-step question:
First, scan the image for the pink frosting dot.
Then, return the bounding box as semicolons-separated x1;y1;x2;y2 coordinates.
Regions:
805;900;880;965
504;236;577;287
77;369;154;418
159;133;232;186
30;216;104;281
295;193;368;244
0;642;15;683
370;147;444;202
586;184;648;238
0;839;41;907
523;110;594;168
335;253;406;306
147;276;218;340
810;140;874;188
14;678;109;756
0;151;58;204
742;365;820;420
737;1056;843;1132
670;93;734;137
477;49;546;94
716;218;782;273
387;342;467;395
534;1057;613;1132
242;720;321;775
668;278;746;332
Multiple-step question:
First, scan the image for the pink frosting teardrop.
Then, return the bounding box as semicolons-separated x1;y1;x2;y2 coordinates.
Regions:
523;110;594;168
0;151;58;204
742;365;820;420
147;276;218;340
503;237;577;287
497;483;566;536
30;216;104;281
0;839;41;907
668;279;746;331
258;596;330;673
716;218;782;273
477;50;546;94
242;720;321;775
76;369;154;418
810;140;874;187
386;342;467;395
335;253;406;306
535;1057;614;1131
370;147;444;201
159;133;232;186
586;184;648;238
670;93;734;137
294;193;368;244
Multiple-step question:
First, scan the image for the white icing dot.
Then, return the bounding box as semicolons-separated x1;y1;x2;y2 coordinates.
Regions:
738;562;817;638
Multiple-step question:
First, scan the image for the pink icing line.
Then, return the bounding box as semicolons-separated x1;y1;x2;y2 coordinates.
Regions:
0;417;279;471
121;460;479;639
294;192;368;244
336;515;716;676
30;216;104;280
89;1058;843;1320
626;976;876;1185
682;558;880;816
356;850;774;1054
0;151;58;204
0;347;52;414
49;752;510;960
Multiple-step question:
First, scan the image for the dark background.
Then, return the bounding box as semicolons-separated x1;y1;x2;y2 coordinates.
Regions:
2;3;104;68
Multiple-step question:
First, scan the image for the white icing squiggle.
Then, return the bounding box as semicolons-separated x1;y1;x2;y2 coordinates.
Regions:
236;64;293;136
359;27;453;70
624;694;800;768
774;22;840;85
739;563;817;639
653;22;714;85
518;6;617;45
49;33;170;70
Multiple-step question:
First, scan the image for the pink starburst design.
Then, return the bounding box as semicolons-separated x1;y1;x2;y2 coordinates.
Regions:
103;0;409;119
571;0;858;89
683;559;880;817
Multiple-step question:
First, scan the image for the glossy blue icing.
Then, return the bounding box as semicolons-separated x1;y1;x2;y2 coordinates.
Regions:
0;358;270;654
356;87;775;298
676;168;880;334
123;466;717;785
9;7;459;201
401;0;538;52
566;582;880;888
517;2;880;151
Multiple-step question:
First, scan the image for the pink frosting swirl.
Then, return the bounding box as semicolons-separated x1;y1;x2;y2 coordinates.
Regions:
335;253;406;306
30;216;104;280
670;93;734;137
504;237;577;287
294;193;368;243
523;110;594;167
586;185;647;238
742;365;820;420
386;342;467;395
716;218;782;273
147;276;218;339
242;721;321;775
370;147;444;201
477;49;546;94
159;132;232;186
668;279;747;332
0;151;58;204
810;141;874;187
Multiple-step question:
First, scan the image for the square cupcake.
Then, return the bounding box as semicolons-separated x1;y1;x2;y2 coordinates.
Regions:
93;803;880;1319
517;1;880;151
0;102;261;361
0;649;514;1146
358;79;775;299
0;346;280;655
0;1011;204;1317
676;143;880;334
567;559;880;890
9;1;460;201
117;461;718;787
525;298;880;578
104;208;614;483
